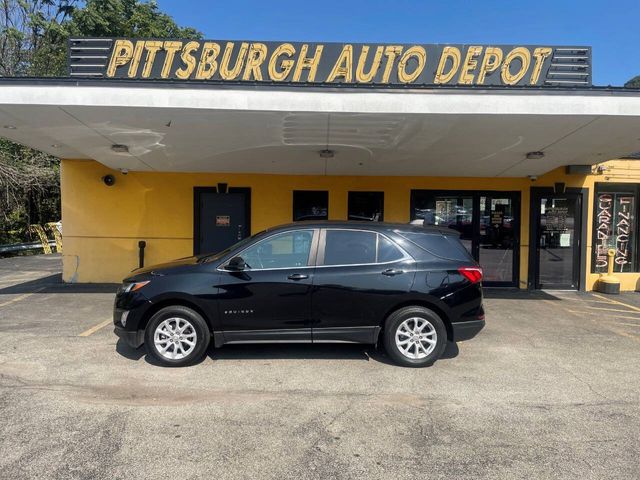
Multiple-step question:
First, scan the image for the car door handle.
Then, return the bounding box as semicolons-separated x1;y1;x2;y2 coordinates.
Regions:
382;269;404;276
287;273;309;280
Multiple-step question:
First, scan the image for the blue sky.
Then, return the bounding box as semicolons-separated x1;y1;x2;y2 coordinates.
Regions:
157;0;640;86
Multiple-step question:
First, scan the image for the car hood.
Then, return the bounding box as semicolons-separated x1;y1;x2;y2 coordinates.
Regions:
125;256;200;278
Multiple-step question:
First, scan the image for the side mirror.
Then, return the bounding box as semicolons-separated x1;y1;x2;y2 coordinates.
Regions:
226;256;246;271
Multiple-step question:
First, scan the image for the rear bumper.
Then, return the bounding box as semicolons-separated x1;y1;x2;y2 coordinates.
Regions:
452;319;485;341
114;326;144;349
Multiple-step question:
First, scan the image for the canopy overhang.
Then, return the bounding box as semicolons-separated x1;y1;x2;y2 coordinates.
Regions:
1;80;640;177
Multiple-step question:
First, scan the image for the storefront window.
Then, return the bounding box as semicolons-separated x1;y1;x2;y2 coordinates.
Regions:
348;191;384;221
293;191;328;221
592;184;638;273
411;192;473;252
410;190;520;286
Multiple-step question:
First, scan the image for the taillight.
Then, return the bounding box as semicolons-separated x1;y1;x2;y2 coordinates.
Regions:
458;266;483;284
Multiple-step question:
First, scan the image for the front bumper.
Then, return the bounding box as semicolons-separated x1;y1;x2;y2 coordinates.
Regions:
113;289;152;348
114;325;145;349
451;319;485;342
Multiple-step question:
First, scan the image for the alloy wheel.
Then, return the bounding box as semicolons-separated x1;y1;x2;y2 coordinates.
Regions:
395;317;437;359
153;317;198;360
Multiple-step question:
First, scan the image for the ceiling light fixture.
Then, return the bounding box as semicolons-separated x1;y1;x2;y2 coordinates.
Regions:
526;151;545;160
318;114;337;160
51;144;60;148
111;144;129;153
3;125;16;129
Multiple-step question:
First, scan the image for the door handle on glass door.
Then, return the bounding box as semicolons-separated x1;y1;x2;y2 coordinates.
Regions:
382;269;404;276
287;273;309;280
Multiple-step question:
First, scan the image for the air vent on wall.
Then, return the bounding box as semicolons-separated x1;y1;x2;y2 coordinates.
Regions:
282;113;406;149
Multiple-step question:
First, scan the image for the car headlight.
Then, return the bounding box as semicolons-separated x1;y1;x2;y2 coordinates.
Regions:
123;281;150;293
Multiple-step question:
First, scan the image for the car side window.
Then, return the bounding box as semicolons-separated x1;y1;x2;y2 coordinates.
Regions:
323;230;377;265
377;235;404;262
240;230;314;269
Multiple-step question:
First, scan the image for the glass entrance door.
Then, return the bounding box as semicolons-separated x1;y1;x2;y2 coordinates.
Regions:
479;196;517;284
536;194;581;289
410;190;520;287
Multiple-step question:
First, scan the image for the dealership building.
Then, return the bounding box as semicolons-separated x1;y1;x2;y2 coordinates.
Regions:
1;38;640;290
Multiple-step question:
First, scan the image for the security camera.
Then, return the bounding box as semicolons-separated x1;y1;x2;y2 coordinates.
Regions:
120;168;129;175
528;175;538;182
102;174;116;186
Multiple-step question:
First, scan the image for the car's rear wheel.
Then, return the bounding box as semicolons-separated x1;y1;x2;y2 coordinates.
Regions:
145;305;210;367
383;306;447;367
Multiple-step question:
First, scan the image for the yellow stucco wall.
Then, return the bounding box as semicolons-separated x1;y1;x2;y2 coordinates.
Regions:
527;160;640;291
60;159;640;291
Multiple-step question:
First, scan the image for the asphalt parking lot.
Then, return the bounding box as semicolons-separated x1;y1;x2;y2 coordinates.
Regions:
1;254;639;480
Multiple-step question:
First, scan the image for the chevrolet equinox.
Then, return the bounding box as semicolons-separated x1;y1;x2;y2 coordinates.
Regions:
114;221;485;367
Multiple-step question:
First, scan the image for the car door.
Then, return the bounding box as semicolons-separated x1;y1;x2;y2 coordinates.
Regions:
311;228;416;343
216;229;318;342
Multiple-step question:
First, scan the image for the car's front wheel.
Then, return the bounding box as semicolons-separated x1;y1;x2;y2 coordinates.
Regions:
145;305;210;367
383;306;447;367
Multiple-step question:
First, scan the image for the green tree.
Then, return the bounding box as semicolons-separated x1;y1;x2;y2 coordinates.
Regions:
71;0;201;38
0;0;76;77
42;0;203;76
0;139;60;244
1;0;202;78
0;0;200;246
625;75;640;88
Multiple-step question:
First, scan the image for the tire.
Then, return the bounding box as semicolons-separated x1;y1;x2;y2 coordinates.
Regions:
383;306;447;368
145;305;211;367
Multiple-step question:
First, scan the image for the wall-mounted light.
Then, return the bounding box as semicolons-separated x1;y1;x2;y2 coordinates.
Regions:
526;151;545;160
319;149;335;159
111;144;129;153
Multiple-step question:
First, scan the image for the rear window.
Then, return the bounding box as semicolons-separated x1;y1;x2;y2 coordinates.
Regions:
377;235;404;262
400;232;472;261
324;230;377;265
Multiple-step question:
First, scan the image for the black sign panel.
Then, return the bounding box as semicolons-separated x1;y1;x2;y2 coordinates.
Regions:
593;192;636;273
68;38;591;87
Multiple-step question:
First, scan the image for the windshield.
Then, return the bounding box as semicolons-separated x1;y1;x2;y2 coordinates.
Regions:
197;230;267;263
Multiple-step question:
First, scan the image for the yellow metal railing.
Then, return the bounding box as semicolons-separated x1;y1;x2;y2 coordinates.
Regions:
29;224;52;254
46;222;63;253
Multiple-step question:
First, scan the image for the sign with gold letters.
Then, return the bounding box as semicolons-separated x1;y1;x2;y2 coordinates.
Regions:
68;38;591;87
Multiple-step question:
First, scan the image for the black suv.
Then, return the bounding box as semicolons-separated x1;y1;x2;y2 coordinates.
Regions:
114;221;485;367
